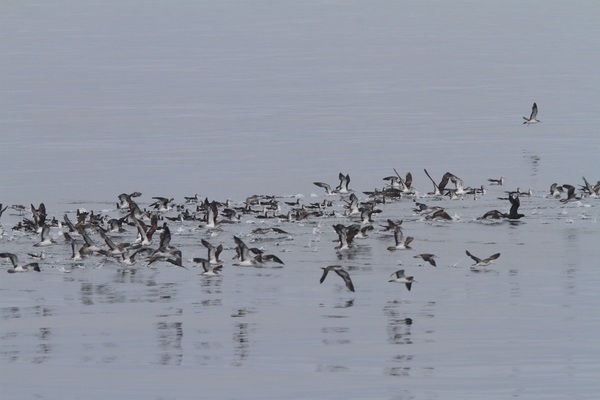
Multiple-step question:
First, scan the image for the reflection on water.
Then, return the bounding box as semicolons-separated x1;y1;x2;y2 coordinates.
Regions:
523;150;541;177
0;307;55;364
156;321;183;366
231;308;256;367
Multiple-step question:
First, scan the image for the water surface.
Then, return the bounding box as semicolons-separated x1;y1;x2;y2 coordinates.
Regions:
1;1;599;399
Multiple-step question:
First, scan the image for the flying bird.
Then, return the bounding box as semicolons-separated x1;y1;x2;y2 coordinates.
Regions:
465;250;501;266
320;265;355;292
523;102;540;125
413;253;437;267
0;252;41;273
388;270;415;291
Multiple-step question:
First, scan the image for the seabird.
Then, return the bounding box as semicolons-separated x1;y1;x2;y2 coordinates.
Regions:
193;257;223;276
359;205;382;225
413;253;437;267
333;223;360;250
548;183;564;198
313;181;336;195
423;169;448;196
560;184;581;203
523;102;540;125
200;238;224;265
117;191;142;210
580;176;599;197
320;265;355;292
0;252;41;273
33;224;56;247
388;270;415;291
424;209;453;221
507;193;525;219
184;193;201;204
344;193;361;215
380;219;403;232
27;251;46;260
383;170;414;194
387;227;413;251
147;249;187;270
487;177;504;185
131;215;157;246
98;228;129;255
250;227;289;236
232;236;284;266
465;250;501;267
336;172;351;194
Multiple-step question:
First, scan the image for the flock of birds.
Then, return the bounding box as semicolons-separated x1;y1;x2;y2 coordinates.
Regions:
1;104;598;292
1;151;598;296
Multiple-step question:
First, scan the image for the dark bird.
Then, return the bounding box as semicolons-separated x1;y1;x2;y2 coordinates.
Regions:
560;184;581;203
320;265;355;292
413;253;437;267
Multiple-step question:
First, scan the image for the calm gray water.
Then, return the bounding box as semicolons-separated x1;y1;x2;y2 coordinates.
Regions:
1;1;599;399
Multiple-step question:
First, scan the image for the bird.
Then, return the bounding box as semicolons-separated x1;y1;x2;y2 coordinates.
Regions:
250;227;289;236
313;173;351;195
477;192;523;221
336;172;351;194
465;250;501;266
548;183;564;198
413;253;437;266
388;270;415;291
98;228;130;255
487;177;504;185
379;219;403;232
580;176;599;197
424;208;453;221
147;249;188;270
560;184;581;204
507;193;525;219
193;257;223;276
200;239;224;265
0;252;41;273
313;181;336;195
332;223;360;250
320;265;355;292
33;224;56;247
387;227;413;251
232;236;283;266
423;169;448;196
149;197;174;212
523;102;540;124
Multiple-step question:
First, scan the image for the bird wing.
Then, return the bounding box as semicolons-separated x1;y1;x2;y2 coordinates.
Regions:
486;253;501;262
319;267;331;284
530;103;538;119
465;250;482;263
334;268;355;292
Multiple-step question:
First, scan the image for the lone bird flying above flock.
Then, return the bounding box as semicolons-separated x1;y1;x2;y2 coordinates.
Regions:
523;102;540;125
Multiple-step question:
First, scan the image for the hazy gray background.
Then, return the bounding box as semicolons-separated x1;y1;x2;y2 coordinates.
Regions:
1;1;599;400
2;1;599;206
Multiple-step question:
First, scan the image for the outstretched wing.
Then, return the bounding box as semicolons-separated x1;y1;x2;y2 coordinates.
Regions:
465;250;482;263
